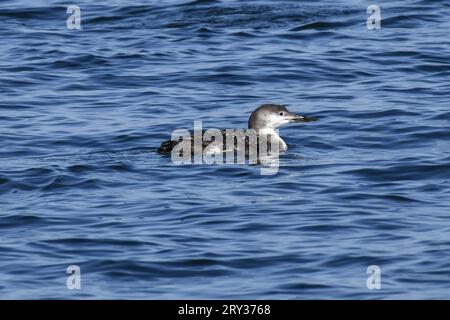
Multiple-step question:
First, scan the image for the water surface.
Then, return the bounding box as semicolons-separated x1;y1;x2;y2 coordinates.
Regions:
1;0;450;299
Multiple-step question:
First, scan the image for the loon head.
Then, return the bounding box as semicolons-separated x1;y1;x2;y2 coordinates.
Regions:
248;104;317;131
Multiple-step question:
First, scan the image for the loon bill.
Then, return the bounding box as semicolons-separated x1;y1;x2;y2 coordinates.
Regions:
157;104;317;156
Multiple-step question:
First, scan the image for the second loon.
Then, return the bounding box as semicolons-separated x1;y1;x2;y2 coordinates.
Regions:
157;104;317;156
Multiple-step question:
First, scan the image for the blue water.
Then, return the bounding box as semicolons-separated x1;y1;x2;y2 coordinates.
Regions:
1;0;450;299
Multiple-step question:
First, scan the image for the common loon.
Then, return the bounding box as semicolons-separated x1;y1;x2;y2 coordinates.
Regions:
157;104;317;156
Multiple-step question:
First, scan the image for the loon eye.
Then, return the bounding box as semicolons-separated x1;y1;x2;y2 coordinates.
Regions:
279;112;284;116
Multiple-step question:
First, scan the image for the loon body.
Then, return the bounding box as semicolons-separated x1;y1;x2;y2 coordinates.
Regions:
157;104;316;156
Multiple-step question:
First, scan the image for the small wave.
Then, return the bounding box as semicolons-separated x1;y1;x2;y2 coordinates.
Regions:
290;20;352;31
0;214;46;229
344;163;450;182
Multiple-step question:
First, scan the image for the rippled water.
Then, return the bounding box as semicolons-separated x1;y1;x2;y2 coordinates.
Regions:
1;0;450;299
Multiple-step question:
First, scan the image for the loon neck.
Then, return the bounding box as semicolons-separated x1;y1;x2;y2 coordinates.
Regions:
255;127;287;152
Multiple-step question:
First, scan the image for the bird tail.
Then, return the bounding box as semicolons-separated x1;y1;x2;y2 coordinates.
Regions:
157;140;179;154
